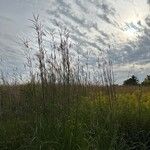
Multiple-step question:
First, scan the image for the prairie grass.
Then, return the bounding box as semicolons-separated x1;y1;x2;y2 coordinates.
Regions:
0;85;150;150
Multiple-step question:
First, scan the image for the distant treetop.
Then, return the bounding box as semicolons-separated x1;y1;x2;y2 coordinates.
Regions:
142;75;150;86
123;75;139;86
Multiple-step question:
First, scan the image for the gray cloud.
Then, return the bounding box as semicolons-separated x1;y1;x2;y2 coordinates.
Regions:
145;15;150;27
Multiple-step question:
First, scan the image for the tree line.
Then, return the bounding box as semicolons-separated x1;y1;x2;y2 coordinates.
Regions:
123;75;150;86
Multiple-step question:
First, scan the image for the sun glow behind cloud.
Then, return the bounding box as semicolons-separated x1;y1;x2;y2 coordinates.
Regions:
111;0;149;43
121;22;143;42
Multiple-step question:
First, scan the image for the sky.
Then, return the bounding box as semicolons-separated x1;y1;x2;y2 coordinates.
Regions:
0;0;150;83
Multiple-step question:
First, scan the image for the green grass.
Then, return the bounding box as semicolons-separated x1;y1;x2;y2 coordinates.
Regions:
0;85;150;150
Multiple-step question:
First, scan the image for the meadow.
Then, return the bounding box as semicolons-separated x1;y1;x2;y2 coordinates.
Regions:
0;84;150;150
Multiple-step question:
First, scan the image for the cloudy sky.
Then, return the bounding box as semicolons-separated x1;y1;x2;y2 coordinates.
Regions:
0;0;150;83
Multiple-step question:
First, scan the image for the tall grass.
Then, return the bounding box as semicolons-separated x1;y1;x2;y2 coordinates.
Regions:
0;16;150;150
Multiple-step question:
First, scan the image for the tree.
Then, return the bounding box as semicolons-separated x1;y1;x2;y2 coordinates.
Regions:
142;75;150;86
123;75;139;86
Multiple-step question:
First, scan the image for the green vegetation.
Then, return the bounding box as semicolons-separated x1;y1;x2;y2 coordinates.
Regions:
123;75;139;86
142;75;150;86
1;85;150;150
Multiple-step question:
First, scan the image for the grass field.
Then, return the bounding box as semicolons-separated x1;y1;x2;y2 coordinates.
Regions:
0;84;150;150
